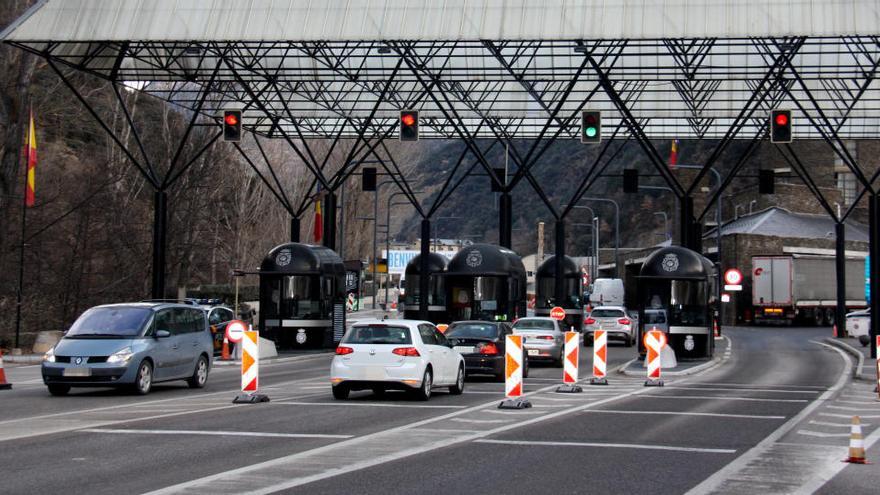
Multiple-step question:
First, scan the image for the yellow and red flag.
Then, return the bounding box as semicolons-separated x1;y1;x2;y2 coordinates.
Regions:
313;192;323;243
668;139;679;168
25;108;37;207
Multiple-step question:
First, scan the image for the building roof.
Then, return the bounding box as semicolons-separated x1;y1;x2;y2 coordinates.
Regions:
709;207;869;242
5;1;877;42
3;1;879;140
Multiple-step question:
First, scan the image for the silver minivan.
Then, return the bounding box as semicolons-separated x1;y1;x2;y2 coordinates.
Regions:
42;302;213;396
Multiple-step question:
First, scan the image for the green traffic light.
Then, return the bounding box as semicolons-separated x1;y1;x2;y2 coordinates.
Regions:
585;127;597;138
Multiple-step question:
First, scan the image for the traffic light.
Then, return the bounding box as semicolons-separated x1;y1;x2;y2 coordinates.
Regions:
623;168;638;193
362;167;377;191
770;109;792;143
223;109;242;142
581;111;601;144
399;110;419;141
759;169;775;194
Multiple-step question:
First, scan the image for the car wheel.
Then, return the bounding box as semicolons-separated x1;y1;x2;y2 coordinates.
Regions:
413;368;433;401
332;384;350;400
584;335;593;347
449;366;465;395
133;360;153;395
626;335;635;347
523;360;529;379
554;352;564;368
47;384;70;396
187;355;209;389
371;386;385;397
859;335;871;347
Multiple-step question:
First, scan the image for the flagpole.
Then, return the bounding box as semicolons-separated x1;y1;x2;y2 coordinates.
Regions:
13;105;30;351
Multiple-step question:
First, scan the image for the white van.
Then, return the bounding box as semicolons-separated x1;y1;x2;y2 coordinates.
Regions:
590;278;624;307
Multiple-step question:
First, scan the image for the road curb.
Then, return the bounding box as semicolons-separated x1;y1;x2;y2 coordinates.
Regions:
619;335;730;378
212;351;333;367
823;337;868;381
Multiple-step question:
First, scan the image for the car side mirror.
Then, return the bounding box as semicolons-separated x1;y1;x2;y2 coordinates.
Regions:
155;330;171;338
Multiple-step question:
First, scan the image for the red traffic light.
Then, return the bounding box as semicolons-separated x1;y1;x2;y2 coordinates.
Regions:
775;113;788;126
401;113;416;127
224;113;239;126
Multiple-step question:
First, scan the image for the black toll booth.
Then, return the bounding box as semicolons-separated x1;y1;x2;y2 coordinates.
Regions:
403;252;448;322
637;246;717;360
535;255;584;332
259;243;346;350
443;244;527;323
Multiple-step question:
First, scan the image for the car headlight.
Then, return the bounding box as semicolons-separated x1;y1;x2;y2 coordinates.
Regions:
43;346;56;363
107;347;134;364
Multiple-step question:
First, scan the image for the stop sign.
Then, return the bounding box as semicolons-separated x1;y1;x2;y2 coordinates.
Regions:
550;306;566;320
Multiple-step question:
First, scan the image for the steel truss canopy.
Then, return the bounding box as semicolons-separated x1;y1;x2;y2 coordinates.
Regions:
4;0;880;139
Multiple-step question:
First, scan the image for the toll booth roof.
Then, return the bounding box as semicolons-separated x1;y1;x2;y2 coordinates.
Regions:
638;246;715;281
260;242;346;275
444;243;525;277
536;255;580;278
405;253;449;275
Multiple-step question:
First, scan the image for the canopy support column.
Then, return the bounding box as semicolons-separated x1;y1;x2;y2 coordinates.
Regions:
290;217;300;243
323;192;337;250
419;219;431;320
499;192;512;248
152;190;167;299
835;222;846;338
554;220;566;308
870;195;880;359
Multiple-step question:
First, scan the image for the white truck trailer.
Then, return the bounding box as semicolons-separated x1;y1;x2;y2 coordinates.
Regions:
751;255;867;325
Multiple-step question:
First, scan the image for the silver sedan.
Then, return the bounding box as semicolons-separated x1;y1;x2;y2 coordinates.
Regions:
512;317;565;367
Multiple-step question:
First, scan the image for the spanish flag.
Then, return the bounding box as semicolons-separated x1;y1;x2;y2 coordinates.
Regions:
313;191;323;243
25;108;36;207
669;138;679;168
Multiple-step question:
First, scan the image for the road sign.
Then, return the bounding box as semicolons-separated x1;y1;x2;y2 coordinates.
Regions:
225;319;247;343
724;268;743;285
437;323;449;333
721;293;731;303
550;306;566;320
724;284;743;291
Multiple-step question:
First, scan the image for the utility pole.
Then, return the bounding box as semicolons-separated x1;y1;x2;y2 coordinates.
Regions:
537;222;545;264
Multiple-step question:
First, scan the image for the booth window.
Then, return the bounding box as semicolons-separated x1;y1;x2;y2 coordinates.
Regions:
264;275;321;319
474;276;500;317
669;280;708;326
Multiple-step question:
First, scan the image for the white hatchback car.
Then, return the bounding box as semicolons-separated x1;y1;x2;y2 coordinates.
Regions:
331;320;465;400
584;306;636;346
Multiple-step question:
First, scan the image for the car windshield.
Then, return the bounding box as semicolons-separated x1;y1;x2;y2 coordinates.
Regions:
513;319;555;330
342;325;412;345
66;307;152;338
591;309;625;318
446;323;499;339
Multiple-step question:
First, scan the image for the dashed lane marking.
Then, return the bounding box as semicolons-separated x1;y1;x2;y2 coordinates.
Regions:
795;430;852;438
450;418;510;424
819;412;880;419
686;381;826;390
270;402;467;409
79;429;353;439
809;420;871;427
663;386;819;395
637;395;809;403
582;410;787;420
474;439;737;454
825;404;880;411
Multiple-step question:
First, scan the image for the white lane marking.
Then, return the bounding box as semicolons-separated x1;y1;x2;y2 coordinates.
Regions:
826;404;879;411
663;386;819;395
809;420;871;427
795;430;852;438
582;410;786;420
486;409;547;415
416;428;483;434
835;399;880;404
475;439;737;454
271;402;466;409
80;428;352;439
638;395;808;403
450;418;510;424
531;404;575;408
685;340;851;495
462;391;505;395
687;381;826;390
819;412;880;419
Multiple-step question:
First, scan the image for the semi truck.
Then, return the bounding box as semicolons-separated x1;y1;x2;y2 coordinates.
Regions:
751;255;867;325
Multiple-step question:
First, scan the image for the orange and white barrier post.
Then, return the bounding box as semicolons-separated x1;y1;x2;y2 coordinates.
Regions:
590;329;608;385
644;328;667;387
233;327;269;403
557;330;583;393
499;335;531;409
0;348;11;390
843;416;868;464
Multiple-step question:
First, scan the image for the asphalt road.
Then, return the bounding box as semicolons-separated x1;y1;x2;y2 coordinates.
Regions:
1;327;877;495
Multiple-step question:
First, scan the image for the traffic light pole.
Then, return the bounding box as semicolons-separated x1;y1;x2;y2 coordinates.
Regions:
419;219;431;320
499;192;512;248
835;222;846;338
151;191;167;299
554;220;566;307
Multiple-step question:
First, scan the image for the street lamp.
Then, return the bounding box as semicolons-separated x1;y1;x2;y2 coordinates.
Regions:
579;198;620;278
566;205;599;282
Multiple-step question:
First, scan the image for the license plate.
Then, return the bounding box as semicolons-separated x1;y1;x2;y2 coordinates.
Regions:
528;349;539;356
453;346;475;355
63;367;91;377
366;368;385;380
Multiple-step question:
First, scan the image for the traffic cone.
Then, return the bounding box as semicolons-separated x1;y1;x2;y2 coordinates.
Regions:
221;336;231;361
833;324;838;338
0;348;12;390
713;319;721;339
844;416;869;464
